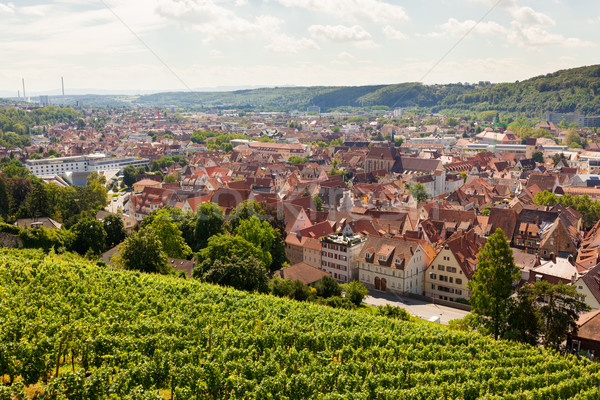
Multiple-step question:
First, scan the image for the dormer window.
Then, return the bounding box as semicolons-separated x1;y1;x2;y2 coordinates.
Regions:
365;252;371;259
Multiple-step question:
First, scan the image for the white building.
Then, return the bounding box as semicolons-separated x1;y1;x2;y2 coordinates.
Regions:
26;154;149;179
320;233;366;283
358;236;434;295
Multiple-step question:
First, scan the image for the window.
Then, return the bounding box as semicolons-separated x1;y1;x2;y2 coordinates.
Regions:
456;278;462;285
438;265;445;271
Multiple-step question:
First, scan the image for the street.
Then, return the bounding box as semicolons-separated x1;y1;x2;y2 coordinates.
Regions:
364;290;470;325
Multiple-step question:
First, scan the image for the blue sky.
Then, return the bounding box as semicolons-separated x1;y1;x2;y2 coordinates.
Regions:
1;0;599;94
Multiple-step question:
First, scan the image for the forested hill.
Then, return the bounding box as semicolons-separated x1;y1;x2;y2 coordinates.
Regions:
437;64;600;116
8;64;600;116
132;65;600;115
1;248;600;398
134;82;475;111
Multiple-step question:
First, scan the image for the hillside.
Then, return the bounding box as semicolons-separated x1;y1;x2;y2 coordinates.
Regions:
1;248;599;399
34;64;600;117
438;64;600;116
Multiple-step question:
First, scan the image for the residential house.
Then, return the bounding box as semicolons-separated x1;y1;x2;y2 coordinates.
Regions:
358;236;435;295
320;233;366;283
424;230;484;302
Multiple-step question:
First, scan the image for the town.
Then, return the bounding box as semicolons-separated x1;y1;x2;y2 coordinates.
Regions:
1;98;600;359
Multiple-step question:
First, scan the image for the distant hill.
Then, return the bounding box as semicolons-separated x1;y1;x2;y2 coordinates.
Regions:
438;64;600;116
6;64;600;116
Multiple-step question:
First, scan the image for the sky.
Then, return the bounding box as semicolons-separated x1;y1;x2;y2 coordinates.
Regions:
0;0;599;95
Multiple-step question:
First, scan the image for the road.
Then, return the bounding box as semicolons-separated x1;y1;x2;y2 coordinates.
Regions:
364;290;470;325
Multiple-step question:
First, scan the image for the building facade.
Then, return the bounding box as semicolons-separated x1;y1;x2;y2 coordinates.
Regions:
320;234;366;283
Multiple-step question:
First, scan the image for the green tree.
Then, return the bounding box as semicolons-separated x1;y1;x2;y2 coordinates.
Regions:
103;213;126;248
149;210;192;259
121;165;138;188
533;281;590;351
288;156;308;165
71;216;107;255
118;229;169;274
531;151;544;163
269;277;312;301
197;234;266;271
505;283;540;346
194;202;225;250
445;117;459;127
234;216;276;269
229;200;265;231
468;228;521;339
201;254;269;292
409;182;429;202
313;195;323;212
163;174;178;183
564;129;581;147
22;181;49;218
316;276;342;298
0;174;10;220
376;305;411;320
552;153;566;167
344;281;369;306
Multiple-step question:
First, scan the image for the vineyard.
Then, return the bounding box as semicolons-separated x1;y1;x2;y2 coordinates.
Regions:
0;248;599;399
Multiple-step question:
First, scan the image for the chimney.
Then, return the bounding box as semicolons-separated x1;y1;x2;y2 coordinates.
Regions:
551;252;556;263
409;245;414;255
571;273;577;285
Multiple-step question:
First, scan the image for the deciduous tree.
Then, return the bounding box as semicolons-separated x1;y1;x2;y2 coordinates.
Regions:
468;228;521;339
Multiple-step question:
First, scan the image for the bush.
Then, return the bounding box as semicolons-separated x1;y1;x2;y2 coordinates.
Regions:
315;276;341;298
269;277;312;301
376;304;411;320
317;296;355;310
19;226;74;253
344;281;369;306
0;222;21;235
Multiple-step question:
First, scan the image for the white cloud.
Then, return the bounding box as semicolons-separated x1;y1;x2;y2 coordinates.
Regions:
264;34;319;53
277;0;408;23
431;18;507;38
383;25;407;40
235;0;248;5
309;24;371;42
509;6;554;26
0;2;15;14
338;51;354;59
508;22;594;48
156;0;276;42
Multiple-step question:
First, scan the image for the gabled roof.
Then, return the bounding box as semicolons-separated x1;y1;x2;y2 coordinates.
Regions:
272;262;330;286
581;263;600;306
574;310;600;341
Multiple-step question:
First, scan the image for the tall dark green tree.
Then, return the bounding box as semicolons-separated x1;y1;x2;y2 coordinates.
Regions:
70;216;107;255
468;228;521;339
121;165;137;188
228;200;265;231
118;229;169;274
103;213;126;248
194;202;225;250
534;281;591;351
201;254;268;293
0;174;10;220
505;284;540;345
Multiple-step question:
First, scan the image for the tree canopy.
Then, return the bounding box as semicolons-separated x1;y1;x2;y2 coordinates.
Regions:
468;228;521;339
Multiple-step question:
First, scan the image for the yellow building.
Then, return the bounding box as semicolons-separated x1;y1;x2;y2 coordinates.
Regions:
424;230;482;302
